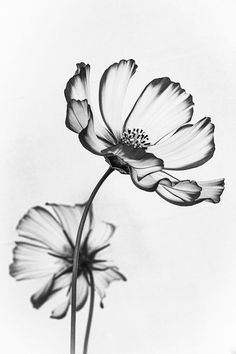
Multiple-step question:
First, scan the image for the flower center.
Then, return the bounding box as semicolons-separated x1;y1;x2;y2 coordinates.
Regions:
120;128;150;149
79;252;91;268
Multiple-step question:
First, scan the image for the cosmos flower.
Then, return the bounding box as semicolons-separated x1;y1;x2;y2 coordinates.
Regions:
9;203;126;319
65;59;224;206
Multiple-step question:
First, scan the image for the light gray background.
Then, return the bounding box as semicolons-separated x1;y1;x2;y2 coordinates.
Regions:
1;1;236;353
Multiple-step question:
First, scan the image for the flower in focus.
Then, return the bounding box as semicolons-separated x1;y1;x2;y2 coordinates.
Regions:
65;59;224;206
9;203;126;319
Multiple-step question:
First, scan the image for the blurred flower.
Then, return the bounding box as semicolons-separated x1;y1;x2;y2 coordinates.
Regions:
65;59;224;206
9;203;126;319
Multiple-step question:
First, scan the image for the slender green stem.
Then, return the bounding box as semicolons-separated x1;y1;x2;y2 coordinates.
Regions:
83;268;95;354
70;167;114;354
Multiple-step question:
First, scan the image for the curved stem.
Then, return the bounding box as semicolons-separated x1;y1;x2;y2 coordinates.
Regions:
70;167;114;354
83;269;95;354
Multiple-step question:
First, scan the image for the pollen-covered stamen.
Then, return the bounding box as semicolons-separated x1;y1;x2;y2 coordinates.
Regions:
120;128;151;148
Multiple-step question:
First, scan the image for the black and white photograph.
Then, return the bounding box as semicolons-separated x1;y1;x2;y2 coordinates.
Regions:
1;1;235;353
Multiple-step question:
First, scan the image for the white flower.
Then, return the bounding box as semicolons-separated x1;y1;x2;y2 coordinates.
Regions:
10;203;126;319
65;59;224;206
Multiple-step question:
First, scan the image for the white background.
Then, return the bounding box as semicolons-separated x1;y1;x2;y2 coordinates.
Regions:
1;0;236;353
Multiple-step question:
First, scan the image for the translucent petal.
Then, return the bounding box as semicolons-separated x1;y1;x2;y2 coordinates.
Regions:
16;206;71;253
50;299;70;319
197;179;225;203
148;117;215;170
9;242;67;280
64;62;91;103
68;275;89;311
134;171;225;206
47;203;92;247
99;59;137;140
31;276;55;308
124;77;194;144
65;99;92;134
156;179;202;205
79;117;112;155
130;169;170;192
103;144;163;170
86;221;115;254
93;267;126;304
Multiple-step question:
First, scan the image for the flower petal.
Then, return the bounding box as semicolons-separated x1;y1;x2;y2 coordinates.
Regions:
9;242;66;280
124;77;194;144
156;179;202;205
79;117;112;155
148;117;215;170
86;221;115;254
93;267;126;306
134;171;225;206
16;206;73;253
76;276;89;311
103;144;163;170
50;299;70;319
65;62;91;103
47;203;92;247
53;273;72;291
99;59;137;140
68;275;89;311
197;179;225;203
32;273;89;319
65;62;117;149
31;276;55;309
130;164;166;181
156;177;225;205
30;273;71;309
130;169;172;192
65;99;92;134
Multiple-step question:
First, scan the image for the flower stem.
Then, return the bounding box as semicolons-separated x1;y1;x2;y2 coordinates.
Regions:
83;268;95;354
70;167;114;354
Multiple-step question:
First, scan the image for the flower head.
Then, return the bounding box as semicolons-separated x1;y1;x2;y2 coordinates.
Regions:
9;203;126;319
65;59;224;206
